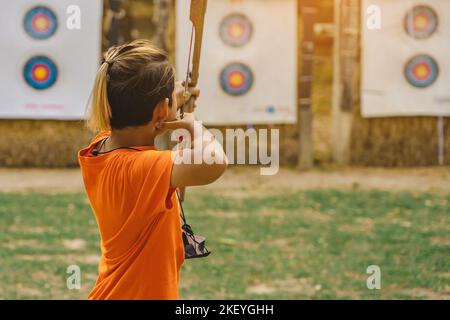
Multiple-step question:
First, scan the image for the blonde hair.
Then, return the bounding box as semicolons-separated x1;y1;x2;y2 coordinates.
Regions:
87;40;175;132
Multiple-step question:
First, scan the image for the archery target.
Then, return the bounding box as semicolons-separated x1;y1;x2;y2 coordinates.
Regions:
220;13;253;47
23;56;58;90
0;0;102;120
361;0;450;117
404;5;438;40
220;63;253;96
24;6;58;40
177;0;297;125
405;55;439;88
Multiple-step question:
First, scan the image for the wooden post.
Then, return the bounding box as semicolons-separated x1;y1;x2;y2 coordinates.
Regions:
437;116;445;165
153;0;171;52
298;0;316;170
106;0;133;47
332;0;361;165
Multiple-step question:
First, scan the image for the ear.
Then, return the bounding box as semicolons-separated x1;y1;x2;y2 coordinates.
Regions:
152;98;170;124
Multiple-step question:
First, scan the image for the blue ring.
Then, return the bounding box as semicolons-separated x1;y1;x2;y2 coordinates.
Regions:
24;56;58;90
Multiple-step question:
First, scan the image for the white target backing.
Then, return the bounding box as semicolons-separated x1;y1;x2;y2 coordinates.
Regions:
0;0;102;120
176;0;297;125
361;0;450;117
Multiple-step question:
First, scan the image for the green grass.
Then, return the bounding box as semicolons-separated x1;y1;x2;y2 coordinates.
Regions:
0;190;449;299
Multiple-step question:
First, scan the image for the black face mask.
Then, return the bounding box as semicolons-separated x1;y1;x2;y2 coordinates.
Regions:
92;138;211;260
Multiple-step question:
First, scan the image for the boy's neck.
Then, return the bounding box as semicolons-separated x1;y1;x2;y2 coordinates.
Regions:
108;126;156;148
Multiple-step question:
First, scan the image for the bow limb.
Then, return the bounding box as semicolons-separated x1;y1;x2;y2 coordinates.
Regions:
182;0;208;113
179;0;207;202
189;0;208;88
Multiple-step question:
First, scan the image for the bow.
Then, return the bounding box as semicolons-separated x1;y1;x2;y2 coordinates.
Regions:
179;0;208;202
182;0;208;114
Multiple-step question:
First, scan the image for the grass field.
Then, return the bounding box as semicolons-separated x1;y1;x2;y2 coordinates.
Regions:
1;187;449;299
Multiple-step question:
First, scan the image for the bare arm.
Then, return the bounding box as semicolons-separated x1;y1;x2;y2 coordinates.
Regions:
162;113;228;188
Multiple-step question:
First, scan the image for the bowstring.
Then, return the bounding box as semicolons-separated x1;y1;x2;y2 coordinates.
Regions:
182;25;195;118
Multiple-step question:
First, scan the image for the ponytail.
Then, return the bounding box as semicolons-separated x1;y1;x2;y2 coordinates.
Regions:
87;45;120;132
87;62;111;132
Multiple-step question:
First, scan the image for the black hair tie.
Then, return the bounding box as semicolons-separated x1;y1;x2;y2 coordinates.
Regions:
103;60;113;67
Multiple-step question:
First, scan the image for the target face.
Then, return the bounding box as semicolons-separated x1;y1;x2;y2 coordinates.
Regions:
220;63;253;96
404;5;438;39
23;56;58;90
220;63;254;96
24;6;58;40
404;55;439;88
220;14;253;47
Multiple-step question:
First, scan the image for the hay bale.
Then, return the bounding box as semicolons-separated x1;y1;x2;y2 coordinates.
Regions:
0;120;92;168
209;124;298;167
0;120;300;168
350;109;450;166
